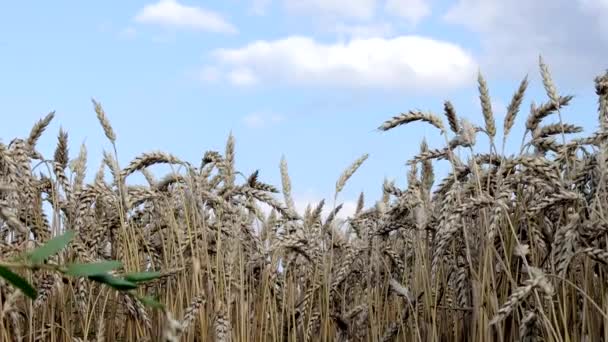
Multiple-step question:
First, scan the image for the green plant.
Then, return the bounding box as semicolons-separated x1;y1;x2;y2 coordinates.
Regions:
0;230;163;307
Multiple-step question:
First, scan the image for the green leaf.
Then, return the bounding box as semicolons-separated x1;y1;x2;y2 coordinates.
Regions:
0;265;37;299
88;274;137;291
64;261;122;277
136;294;165;310
124;271;161;283
28;230;75;265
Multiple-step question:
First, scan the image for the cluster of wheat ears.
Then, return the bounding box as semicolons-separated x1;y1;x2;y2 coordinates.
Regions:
1;57;608;341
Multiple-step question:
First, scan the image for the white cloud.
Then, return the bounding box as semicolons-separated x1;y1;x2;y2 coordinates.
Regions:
272;0;433;35
243;112;285;128
330;22;394;38
443;0;608;84
134;0;237;34
228;68;257;86
283;0;377;20
209;36;477;91
281;0;432;25
385;0;431;25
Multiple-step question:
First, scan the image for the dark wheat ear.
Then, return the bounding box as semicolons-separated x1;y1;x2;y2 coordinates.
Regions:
27;111;55;149
54;127;69;170
443;101;459;134
355;191;365;215
526;95;574;133
378;110;445;133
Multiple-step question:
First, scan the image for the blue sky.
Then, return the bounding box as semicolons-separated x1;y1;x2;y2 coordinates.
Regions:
0;0;606;216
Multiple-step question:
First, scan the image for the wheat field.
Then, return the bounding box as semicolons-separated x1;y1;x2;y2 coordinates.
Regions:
1;58;608;341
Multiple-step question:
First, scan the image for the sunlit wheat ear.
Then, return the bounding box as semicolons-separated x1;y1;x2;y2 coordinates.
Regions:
381;178;391;205
27;111;55;149
162;311;183;342
214;301;232;342
490;267;553;326
140;167;156;186
70;142;87;192
123;294;152;329
519;310;541;342
407;162;418;190
96;314;106;342
335;153;369;197
1;289;21;321
539;55;560;108
223;133;236;188
103;150;119;182
0;197;29;235
477;71;496;139
383;179;402;199
33;274;57;308
304;310;321;342
460;118;477;147
94;157;106;185
580;247;608;265
242;186;297;219
280;155;295;211
303;203;312;222
595;71;608;127
388;278;414;303
553;210;580;277
378;110;445;133
420;139;434;192
91;98;116;143
180;293;206;334
503;75;529;141
121;151;183;179
1;286;24;340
